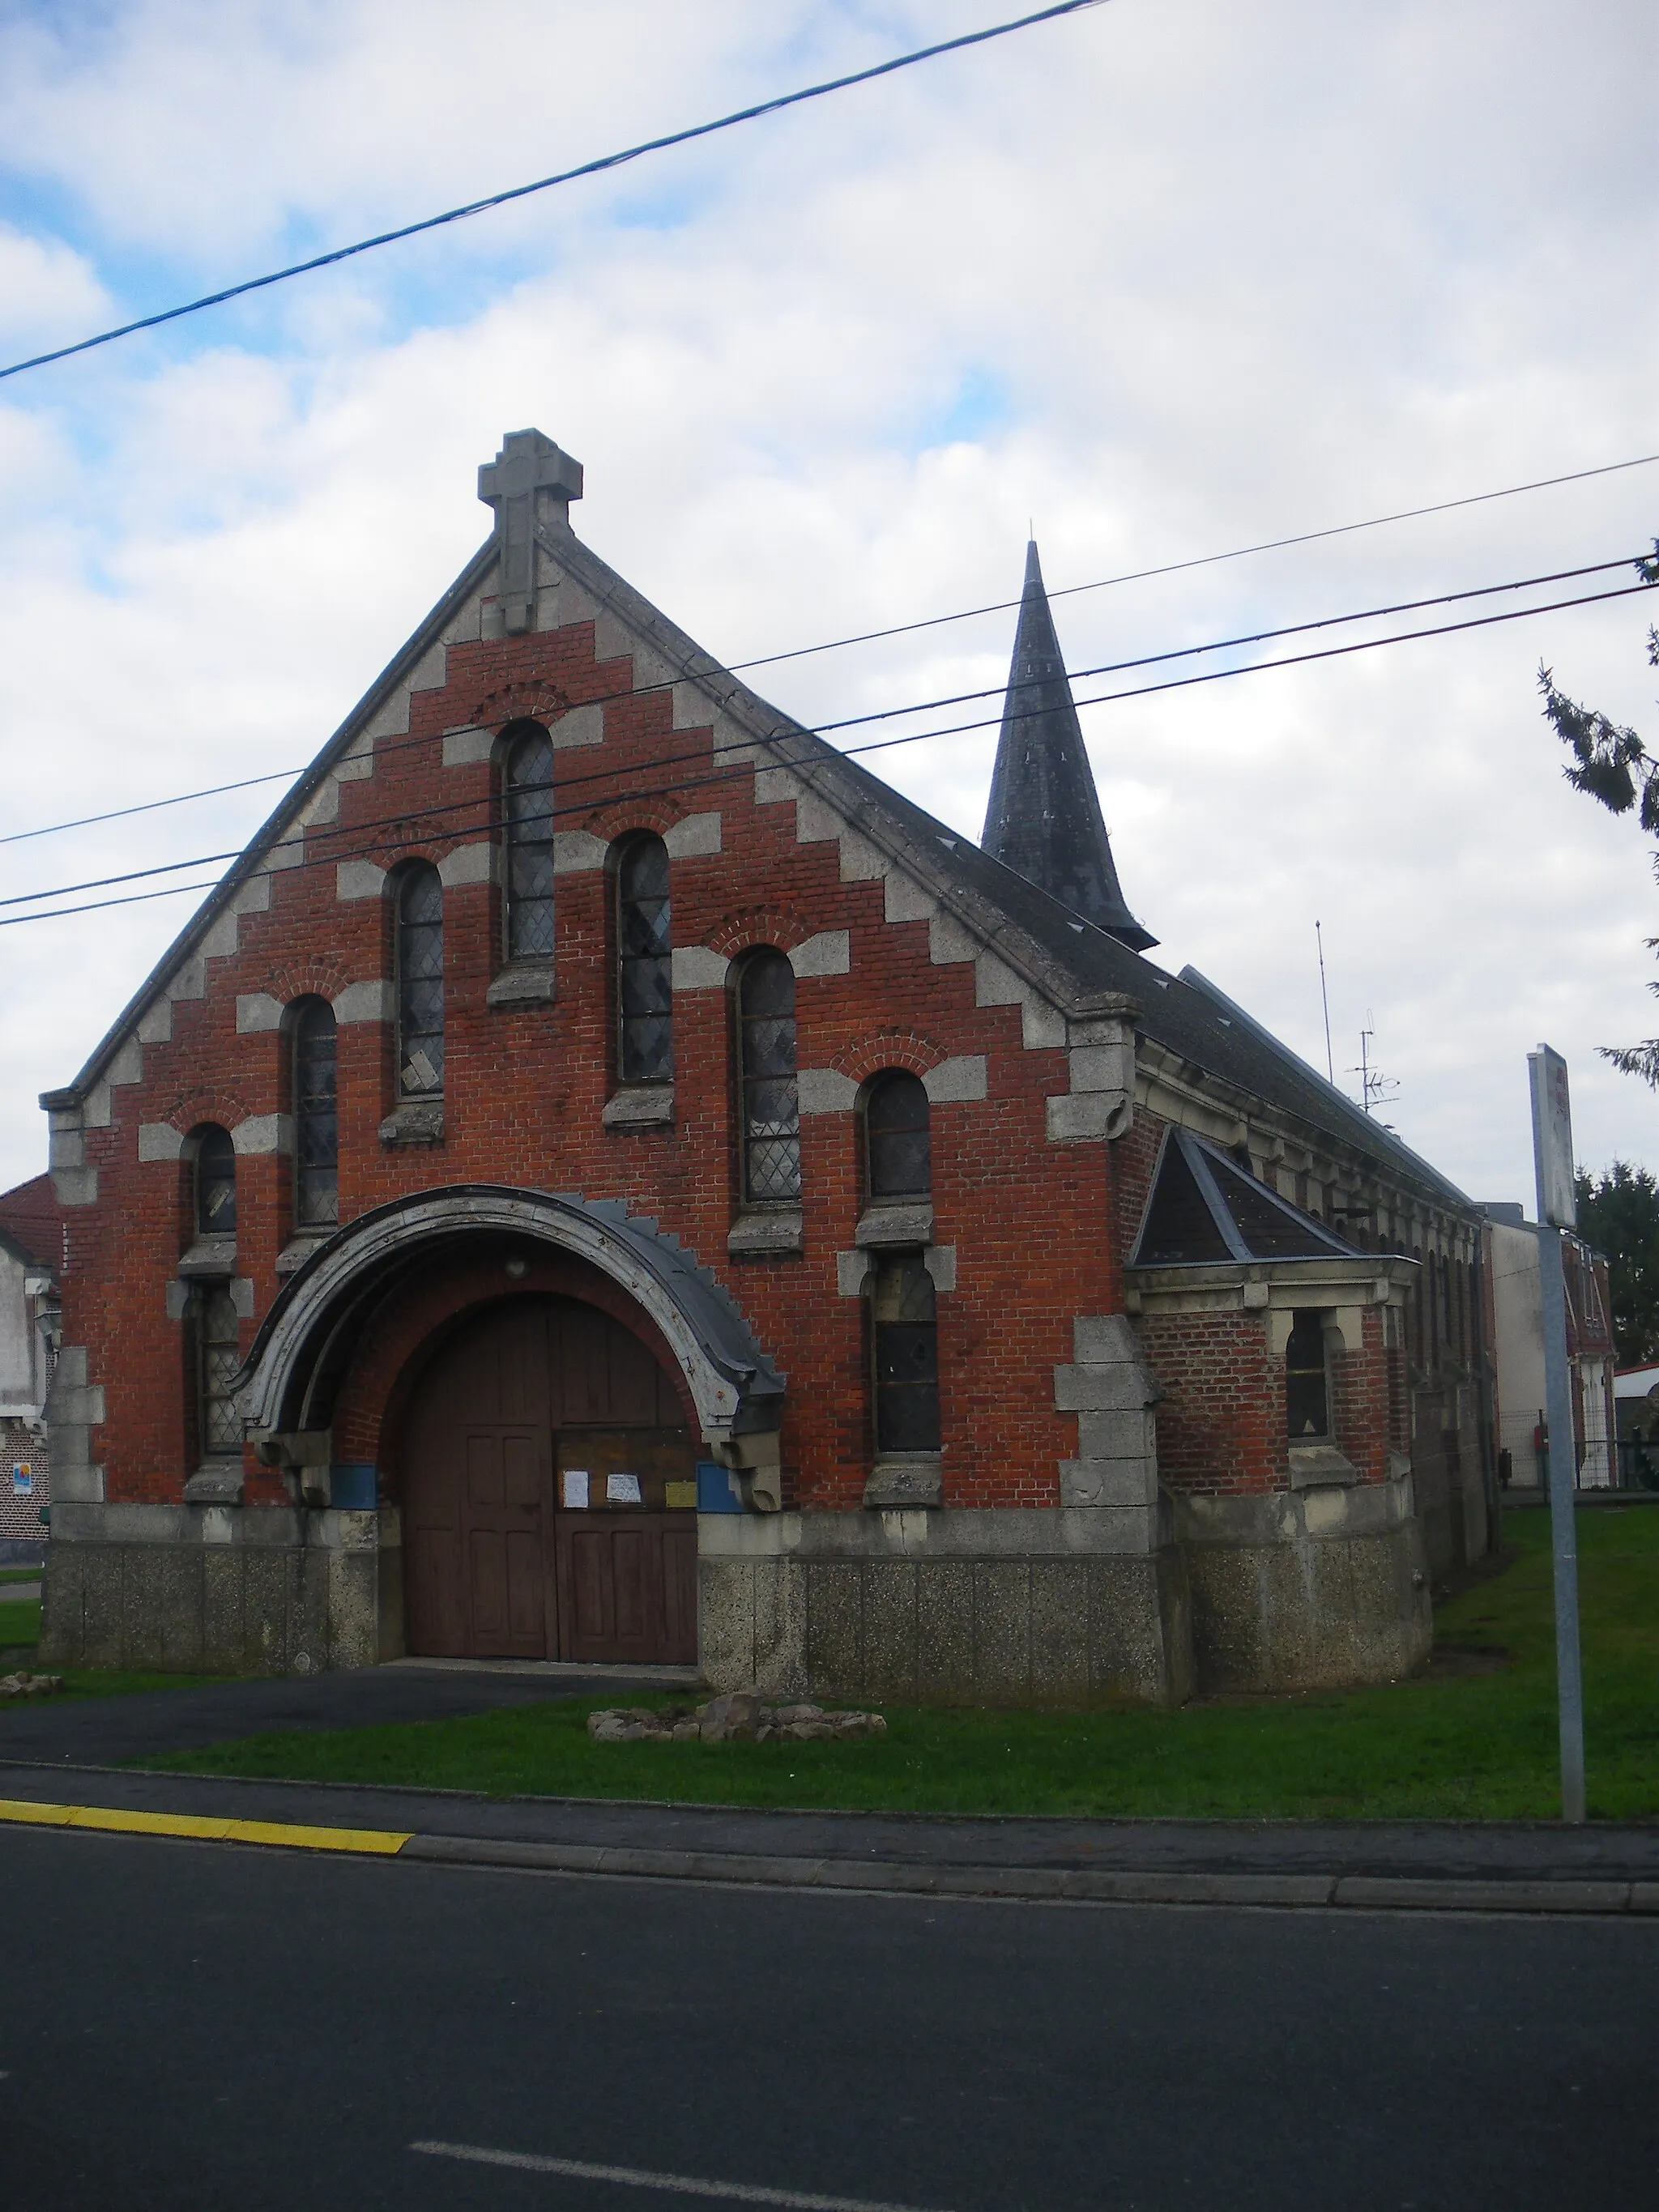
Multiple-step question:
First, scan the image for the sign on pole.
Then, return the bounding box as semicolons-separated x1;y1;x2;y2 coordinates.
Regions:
1527;1044;1587;1823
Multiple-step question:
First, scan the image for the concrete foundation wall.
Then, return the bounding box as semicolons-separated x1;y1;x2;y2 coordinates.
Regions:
40;1504;395;1676
1175;1477;1431;1692
698;1507;1196;1707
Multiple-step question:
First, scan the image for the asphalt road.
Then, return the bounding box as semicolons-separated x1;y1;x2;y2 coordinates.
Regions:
3;1827;1654;2212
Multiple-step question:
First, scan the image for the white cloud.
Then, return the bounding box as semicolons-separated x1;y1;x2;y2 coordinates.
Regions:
0;223;109;347
0;0;1656;1205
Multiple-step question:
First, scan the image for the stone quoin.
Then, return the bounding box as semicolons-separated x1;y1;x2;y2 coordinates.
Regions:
36;431;1495;1699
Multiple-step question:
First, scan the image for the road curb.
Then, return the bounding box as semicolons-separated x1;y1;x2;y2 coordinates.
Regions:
399;1833;1659;1914
5;1796;1657;1914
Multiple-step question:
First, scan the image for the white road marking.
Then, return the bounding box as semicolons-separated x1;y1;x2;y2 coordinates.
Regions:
408;2141;952;2212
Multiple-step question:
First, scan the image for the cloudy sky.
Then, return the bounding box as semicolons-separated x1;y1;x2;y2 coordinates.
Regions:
1;0;1655;1206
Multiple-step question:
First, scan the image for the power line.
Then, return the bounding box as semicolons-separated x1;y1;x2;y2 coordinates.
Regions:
4;553;1640;909
3;573;1649;930
0;0;1107;384
6;510;1653;850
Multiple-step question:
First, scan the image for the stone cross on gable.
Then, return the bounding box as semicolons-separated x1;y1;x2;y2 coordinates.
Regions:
478;429;584;635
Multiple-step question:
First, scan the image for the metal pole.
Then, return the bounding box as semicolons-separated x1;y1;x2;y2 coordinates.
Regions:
1535;1221;1587;1822
1529;1044;1587;1824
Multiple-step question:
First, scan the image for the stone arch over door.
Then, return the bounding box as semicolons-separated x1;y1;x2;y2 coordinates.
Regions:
399;1292;698;1664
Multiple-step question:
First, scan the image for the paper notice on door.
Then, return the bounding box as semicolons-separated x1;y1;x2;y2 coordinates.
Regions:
561;1469;590;1509
606;1470;643;1506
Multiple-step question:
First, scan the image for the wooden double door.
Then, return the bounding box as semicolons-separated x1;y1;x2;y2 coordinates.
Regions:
403;1296;697;1664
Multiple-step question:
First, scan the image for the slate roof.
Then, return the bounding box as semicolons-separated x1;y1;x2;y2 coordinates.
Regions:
45;444;1471;1218
980;541;1155;951
0;1174;62;1273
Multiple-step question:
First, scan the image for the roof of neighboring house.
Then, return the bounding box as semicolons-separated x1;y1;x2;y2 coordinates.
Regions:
0;1174;61;1273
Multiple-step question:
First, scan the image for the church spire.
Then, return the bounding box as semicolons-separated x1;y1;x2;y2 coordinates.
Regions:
980;540;1156;952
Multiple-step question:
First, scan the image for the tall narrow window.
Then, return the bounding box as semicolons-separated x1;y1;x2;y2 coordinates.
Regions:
194;1124;237;1238
195;1281;242;1460
873;1253;940;1451
292;998;339;1229
1285;1310;1331;1440
396;864;445;1097
865;1071;931;1203
737;950;800;1204
503;726;556;961
617;835;672;1081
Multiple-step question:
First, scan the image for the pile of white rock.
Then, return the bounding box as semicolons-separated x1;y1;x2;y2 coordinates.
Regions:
588;1689;887;1745
0;1670;65;1699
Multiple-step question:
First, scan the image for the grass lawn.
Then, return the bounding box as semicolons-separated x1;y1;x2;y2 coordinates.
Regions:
143;1505;1659;1819
0;1566;43;1586
0;1597;41;1647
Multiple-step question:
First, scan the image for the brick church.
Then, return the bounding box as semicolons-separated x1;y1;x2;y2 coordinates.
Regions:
38;432;1494;1698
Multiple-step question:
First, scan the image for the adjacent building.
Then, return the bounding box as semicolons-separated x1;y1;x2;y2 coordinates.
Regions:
0;1174;60;1562
1482;1203;1616;1490
39;432;1495;1697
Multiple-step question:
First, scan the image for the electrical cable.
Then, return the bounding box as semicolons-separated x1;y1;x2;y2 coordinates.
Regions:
3;573;1650;930
3;528;1651;850
0;1;1107;383
2;553;1642;908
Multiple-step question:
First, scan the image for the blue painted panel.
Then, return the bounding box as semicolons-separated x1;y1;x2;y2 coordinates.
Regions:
697;1460;746;1515
330;1464;378;1510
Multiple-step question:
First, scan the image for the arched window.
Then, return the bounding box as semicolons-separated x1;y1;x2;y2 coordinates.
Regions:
736;950;800;1204
194;1281;243;1461
503;726;556;961
292;997;338;1229
873;1253;940;1451
865;1071;931;1203
395;864;445;1098
616;835;672;1082
1286;1310;1331;1440
194;1124;237;1238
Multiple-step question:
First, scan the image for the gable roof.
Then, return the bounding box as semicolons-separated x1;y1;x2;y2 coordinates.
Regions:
44;437;1471;1217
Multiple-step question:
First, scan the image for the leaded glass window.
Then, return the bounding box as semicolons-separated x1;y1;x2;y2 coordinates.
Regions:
737;950;800;1204
292;998;338;1229
873;1252;940;1451
504;726;556;960
396;864;445;1097
1285;1309;1331;1440
866;1071;931;1202
196;1281;243;1458
194;1124;237;1238
617;835;672;1081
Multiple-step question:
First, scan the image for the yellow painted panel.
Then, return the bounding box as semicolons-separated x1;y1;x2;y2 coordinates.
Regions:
0;1797;410;1856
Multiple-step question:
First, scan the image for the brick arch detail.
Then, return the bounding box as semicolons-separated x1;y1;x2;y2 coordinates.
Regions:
574;802;681;843
331;1246;699;1490
707;905;814;959
263;957;351;1005
469;680;574;731
830;1029;947;1084
154;1087;259;1135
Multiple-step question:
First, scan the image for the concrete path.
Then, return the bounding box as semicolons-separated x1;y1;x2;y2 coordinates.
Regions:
0;1657;690;1766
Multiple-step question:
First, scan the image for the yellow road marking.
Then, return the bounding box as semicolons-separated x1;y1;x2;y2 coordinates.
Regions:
0;1796;411;1855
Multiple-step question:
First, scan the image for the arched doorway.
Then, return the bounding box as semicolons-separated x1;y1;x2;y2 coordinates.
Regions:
401;1295;698;1664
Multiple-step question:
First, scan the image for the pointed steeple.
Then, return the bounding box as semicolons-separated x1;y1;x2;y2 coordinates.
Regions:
980;541;1156;951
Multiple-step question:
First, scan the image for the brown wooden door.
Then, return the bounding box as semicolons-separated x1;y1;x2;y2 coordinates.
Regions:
402;1295;697;1664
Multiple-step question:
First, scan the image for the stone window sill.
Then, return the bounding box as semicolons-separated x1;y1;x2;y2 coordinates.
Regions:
603;1083;674;1131
379;1099;445;1147
276;1233;332;1276
185;1464;245;1506
487;961;557;1008
855;1202;934;1249
1287;1442;1359;1490
864;1454;943;1508
177;1238;237;1278
727;1208;804;1259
